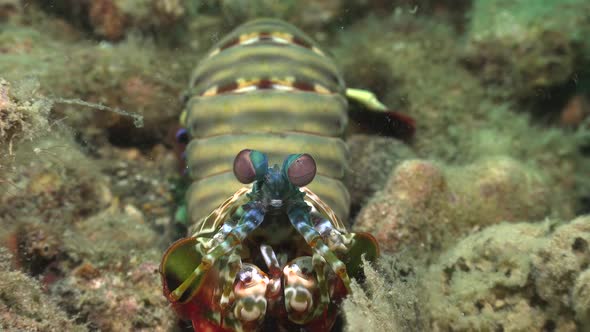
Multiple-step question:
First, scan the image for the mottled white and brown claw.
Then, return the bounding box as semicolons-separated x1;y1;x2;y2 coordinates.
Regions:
233;264;270;327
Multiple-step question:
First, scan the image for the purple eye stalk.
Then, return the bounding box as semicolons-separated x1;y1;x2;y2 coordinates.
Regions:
284;153;316;187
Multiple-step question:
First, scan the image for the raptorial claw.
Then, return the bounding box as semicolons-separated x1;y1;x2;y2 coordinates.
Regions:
160;237;205;304
288;202;353;294
233;265;270;324
283;257;318;323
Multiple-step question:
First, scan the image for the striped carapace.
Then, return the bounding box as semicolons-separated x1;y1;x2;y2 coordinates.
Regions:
180;18;413;229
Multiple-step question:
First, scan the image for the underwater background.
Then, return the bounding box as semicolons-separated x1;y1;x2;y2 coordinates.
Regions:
1;0;590;331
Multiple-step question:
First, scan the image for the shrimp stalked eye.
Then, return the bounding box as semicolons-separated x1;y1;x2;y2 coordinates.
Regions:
233;149;268;184
283;153;316;187
233;149;256;184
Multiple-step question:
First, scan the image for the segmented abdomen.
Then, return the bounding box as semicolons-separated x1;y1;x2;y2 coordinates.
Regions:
183;19;350;226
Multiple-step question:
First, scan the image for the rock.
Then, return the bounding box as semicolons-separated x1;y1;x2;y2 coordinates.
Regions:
425;215;590;331
345;134;415;207
533;216;590;309
426;222;548;331
572;269;590;327
50;209;176;331
462;0;590;100
333;15;590;211
354;157;551;254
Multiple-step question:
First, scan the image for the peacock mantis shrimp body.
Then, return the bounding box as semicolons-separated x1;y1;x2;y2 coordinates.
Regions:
161;17;414;332
160;150;379;331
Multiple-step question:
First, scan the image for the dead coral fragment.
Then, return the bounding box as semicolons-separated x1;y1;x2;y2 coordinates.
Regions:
573;269;590;327
533;216;590;309
426;222;548;331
